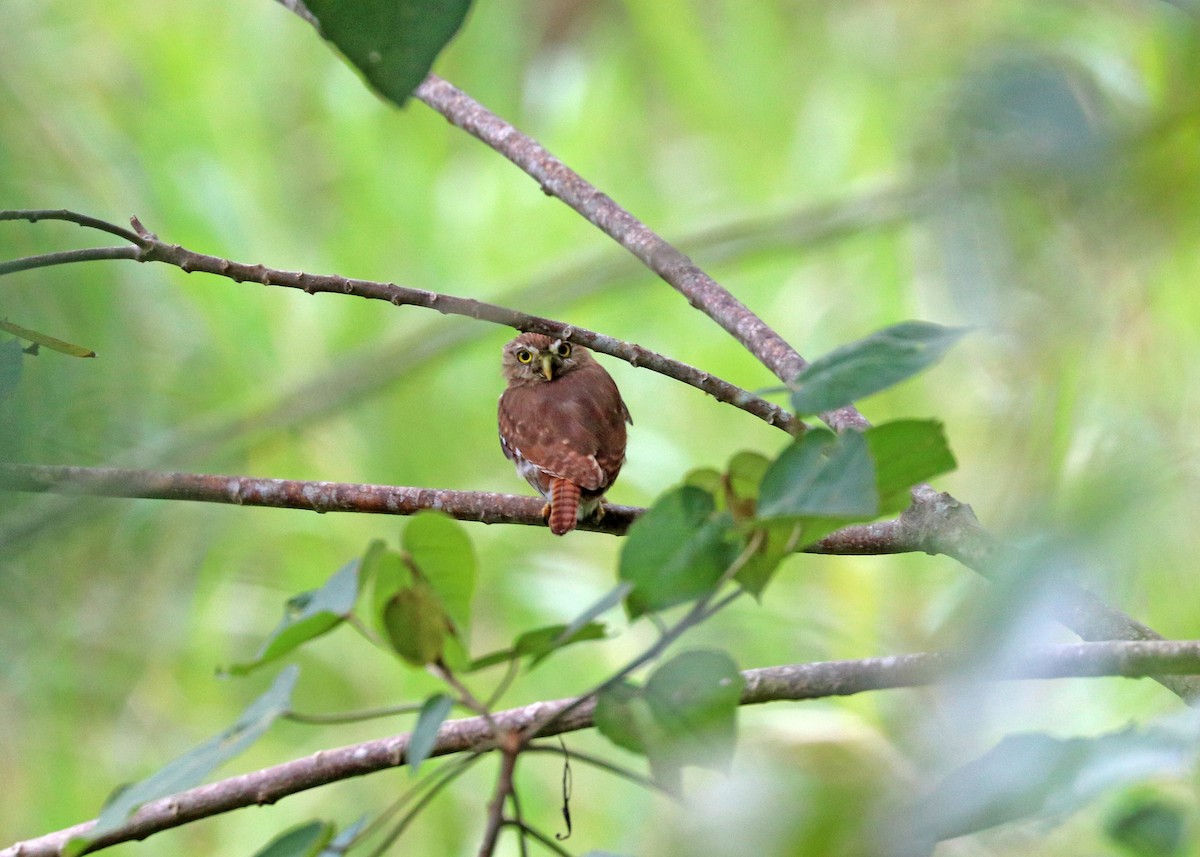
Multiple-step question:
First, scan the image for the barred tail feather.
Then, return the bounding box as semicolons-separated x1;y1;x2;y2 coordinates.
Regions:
548;478;581;536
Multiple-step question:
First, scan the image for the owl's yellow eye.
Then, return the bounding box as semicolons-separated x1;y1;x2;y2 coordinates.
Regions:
555;342;572;358
516;349;533;364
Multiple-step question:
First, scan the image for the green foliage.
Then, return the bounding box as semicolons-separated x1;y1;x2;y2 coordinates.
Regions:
468;621;607;671
789;322;968;416
251;820;335;857
229;558;360;675
407;693;455;775
1107;796;1189;857
303;0;473;106
67;667;299;856
595;650;744;791
402;511;476;636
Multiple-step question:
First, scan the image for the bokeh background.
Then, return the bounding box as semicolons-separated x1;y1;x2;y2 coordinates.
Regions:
3;1;1200;854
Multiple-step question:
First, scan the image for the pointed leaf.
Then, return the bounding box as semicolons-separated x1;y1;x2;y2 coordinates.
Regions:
468;622;608;671
403;512;476;637
0;319;96;357
382;583;450;667
302;0;473;107
68;667;299;856
229;559;360;675
619;486;738;618
790;321;968;415
865;419;957;513
407;693;455;775
252;820;334;857
643;650;744;773
757;429;877;520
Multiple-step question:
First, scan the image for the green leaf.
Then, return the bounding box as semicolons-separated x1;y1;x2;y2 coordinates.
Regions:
594;680;653;756
733;522;799;598
757;429;878;520
403;512;476;637
407;693;455;775
365;544;409;643
0;338;21;402
228;559;360;675
469;621;607;671
619;486;738;618
321;817;367;856
1107;798;1188;857
382;582;450;667
252;820;334;857
643;650;744;773
864;419;957;514
682;467;723;498
0;319;96;357
790;321;968;415
67;667;299;856
302;0;473;107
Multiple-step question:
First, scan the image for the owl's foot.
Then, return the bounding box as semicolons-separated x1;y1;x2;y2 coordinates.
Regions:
540;502;552;523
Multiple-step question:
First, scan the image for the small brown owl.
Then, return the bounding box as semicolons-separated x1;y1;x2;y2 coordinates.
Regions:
498;332;631;535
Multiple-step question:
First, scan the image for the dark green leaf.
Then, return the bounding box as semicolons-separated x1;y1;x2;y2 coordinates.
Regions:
1107;798;1188;857
0;319;96;357
865;419;957;514
643;650;744;773
252;820;334;857
757;429;877;520
734;522;799;598
229;559;360;675
0;338;21;402
619;486;738;618
403;512;476;636
790;321;968;415
594;681;653;756
68;667;299;856
382;583;450;667
303;0;473;107
407;693;455;775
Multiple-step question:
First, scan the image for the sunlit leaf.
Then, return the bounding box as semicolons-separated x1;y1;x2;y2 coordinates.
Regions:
302;0;473;107
407;693;455;775
790;321;968;415
0;319;96;357
382;582;450;667
865;419;957;514
229;559;360;675
619;486;738;618
67;667;299;856
757;429;877;520
251;820;334;857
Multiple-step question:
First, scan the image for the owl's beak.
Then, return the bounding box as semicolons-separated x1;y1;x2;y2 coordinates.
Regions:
540;354;555;381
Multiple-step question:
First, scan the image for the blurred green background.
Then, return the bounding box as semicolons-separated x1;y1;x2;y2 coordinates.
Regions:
3;1;1200;854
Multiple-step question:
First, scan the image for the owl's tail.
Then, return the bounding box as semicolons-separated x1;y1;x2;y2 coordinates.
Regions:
548;478;581;536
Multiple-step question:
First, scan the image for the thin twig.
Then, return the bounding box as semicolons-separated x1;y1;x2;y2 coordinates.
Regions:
0;246;139;275
283;702;430;725
501;821;574;857
478;733;521;857
524;742;670;796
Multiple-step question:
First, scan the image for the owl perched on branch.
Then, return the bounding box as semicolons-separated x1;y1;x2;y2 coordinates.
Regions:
498;332;631;535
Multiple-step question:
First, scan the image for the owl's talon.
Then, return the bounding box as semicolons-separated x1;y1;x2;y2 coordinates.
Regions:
540;502;552;522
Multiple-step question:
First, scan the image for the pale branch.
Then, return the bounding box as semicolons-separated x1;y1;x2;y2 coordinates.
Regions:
0;209;800;435
9;641;1200;857
410;75;868;434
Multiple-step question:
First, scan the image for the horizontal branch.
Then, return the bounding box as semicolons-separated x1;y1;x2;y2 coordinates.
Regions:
10;640;1200;857
0;209;800;435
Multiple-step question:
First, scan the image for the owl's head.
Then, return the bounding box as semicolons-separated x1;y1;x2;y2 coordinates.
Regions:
501;332;592;385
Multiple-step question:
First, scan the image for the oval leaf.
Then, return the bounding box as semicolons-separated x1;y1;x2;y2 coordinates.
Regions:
643;649;744;773
382;583;450;667
790;321;968;415
757;429;877;520
403;512;476;636
864;419;957;514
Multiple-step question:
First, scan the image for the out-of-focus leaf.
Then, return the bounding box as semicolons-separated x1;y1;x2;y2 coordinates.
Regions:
0;338;22;402
67;667;299;856
790;321;968;415
619;486;737;617
914;728;1191;844
643;650;743;773
1107;797;1188;857
302;0;473;107
365;544;409;643
594;680;653;756
407;693;455;775
725;451;770;519
403;512;476;636
382;582;450;667
228;559;360;675
757;429;877;520
468;622;607;671
865;419;957;513
251;820;334;857
682;467;723;499
734;523;798;599
320;817;367;856
0;319;96;357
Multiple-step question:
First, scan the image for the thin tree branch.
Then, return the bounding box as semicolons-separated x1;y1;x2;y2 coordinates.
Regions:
0;246;139;275
10;641;1200;857
410;75;866;433
478;733;521;857
0;209;800;435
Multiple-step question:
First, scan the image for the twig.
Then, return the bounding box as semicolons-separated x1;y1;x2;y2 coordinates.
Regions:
524;742;670;796
0;208;799;435
500;821;574;857
478;732;521;857
9;640;1200;857
410;76;865;433
283;702;429;725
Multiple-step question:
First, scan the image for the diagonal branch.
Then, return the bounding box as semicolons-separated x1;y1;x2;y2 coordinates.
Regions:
0;208;800;435
9;641;1200;857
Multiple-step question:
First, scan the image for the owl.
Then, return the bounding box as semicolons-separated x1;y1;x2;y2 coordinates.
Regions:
498;332;631;535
